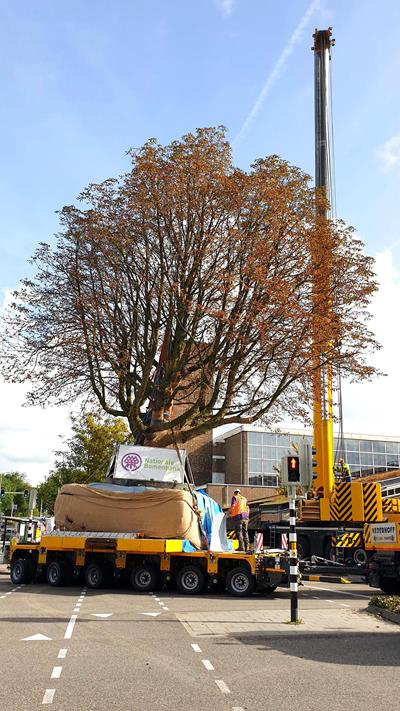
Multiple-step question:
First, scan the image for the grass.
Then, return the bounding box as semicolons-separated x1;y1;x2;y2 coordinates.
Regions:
285;618;304;625
370;595;400;614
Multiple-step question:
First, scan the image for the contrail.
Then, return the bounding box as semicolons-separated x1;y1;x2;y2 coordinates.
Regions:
233;0;320;145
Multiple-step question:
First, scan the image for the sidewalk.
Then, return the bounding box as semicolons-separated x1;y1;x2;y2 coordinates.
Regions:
176;606;398;637
0;563;10;575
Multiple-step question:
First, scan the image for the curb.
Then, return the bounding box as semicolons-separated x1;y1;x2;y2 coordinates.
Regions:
368;603;400;626
302;574;351;584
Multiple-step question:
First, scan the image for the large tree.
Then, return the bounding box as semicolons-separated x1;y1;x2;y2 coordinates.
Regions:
1;127;379;446
37;410;130;514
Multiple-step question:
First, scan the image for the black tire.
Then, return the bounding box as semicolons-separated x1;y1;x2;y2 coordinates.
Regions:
259;583;277;594
226;567;255;597
177;565;206;595
47;561;65;587
353;548;368;566
85;562;104;589
10;558;33;585
297;536;310;560
324;541;337;562
131;564;159;592
379;577;400;595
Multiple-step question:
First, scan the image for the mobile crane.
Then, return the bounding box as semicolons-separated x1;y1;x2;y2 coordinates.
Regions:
248;29;400;569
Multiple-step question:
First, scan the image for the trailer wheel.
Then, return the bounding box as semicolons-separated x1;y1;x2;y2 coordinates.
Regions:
353;548;368;566
131;564;159;592
47;561;65;587
10;558;33;585
379;577;400;595
226;567;255;597
85;563;104;589
177;565;205;595
259;584;277;594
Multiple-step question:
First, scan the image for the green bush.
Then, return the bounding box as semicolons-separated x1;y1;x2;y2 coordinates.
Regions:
370;595;400;613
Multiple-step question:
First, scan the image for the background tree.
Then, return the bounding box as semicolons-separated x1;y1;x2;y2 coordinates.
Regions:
0;472;31;517
1;127;379;447
37;411;130;514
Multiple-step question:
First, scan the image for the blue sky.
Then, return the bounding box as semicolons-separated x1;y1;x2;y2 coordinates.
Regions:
1;0;400;482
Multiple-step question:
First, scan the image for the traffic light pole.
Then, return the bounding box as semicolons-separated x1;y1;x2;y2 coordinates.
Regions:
288;486;298;622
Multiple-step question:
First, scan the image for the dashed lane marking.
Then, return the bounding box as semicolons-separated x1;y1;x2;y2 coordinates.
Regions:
162;606;169;611
58;649;67;659
51;666;62;679
42;689;55;705
140;612;161;617
73;607;80;612
191;644;202;653
64;615;77;640
215;680;230;694
6;592;12;595
340;603;350;607
232;708;245;711
0;595;5;598
202;659;215;671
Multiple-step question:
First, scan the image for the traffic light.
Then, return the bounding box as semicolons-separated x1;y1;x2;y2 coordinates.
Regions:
23;489;29;499
287;455;301;483
0;488;5;498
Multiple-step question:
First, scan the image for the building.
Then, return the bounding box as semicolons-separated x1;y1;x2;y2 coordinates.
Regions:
211;426;400;488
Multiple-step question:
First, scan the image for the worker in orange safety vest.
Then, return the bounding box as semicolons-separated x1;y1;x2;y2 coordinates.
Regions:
230;489;250;552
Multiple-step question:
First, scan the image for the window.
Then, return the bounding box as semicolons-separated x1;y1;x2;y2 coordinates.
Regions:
276;434;291;446
263;445;277;460
262;433;276;445
248;459;262;473
263;475;278;487
248;445;262;459
345;439;360;452
249;475;263;486
359;439;373;453
347;451;361;465
386;442;399;455
263;460;278;474
372;441;386;454
360;452;373;466
387;455;399;468
373;453;386;467
248;433;263;445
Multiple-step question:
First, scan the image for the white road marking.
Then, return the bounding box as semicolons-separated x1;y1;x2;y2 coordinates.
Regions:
11;588;17;592
0;595;5;598
64;615;77;639
232;708;245;711
325;600;335;603
162;606;169;611
58;649;67;659
202;659;215;671
308;585;371;598
154;597;161;601
191;644;202;653
6;592;12;595
340;603;350;607
42;689;56;705
51;666;62;679
22;634;52;641
215;680;230;694
90;613;113;618
140;612;161;617
73;607;80;612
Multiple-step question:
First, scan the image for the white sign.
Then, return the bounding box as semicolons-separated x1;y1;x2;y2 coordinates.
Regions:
370;522;397;544
110;445;186;483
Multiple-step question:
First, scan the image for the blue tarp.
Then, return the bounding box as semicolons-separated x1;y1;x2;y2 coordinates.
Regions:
182;489;233;552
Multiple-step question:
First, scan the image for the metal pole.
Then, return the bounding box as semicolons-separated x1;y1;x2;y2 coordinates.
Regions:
289;491;298;622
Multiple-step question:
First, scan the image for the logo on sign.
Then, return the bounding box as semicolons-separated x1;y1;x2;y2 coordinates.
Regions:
370;522;397;544
121;452;143;472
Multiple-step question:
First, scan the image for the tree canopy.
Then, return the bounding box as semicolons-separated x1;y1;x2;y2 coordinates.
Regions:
0;472;31;517
1;127;379;446
37;410;130;514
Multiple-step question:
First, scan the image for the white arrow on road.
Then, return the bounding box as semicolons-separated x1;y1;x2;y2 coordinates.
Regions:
140;612;161;617
22;633;52;641
90;613;113;618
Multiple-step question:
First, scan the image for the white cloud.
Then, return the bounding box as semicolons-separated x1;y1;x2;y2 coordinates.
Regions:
215;0;235;16
0;381;71;486
341;248;400;436
233;0;320;144
376;133;400;171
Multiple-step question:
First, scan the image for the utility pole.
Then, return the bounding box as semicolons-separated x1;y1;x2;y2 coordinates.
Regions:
312;27;335;499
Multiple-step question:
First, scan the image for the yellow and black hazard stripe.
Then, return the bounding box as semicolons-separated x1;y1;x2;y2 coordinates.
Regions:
330;483;353;521
364;524;372;547
227;531;238;540
382;498;400;514
362;482;381;521
335;532;362;549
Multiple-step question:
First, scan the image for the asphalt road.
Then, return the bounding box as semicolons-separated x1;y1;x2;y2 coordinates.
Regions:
0;575;398;711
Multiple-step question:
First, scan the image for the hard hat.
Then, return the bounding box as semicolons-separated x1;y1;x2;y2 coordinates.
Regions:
233;488;241;494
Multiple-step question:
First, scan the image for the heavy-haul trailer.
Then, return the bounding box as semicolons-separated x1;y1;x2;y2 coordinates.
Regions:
9;532;289;597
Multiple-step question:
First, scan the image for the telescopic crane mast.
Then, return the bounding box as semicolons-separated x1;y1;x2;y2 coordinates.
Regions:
312;27;335;498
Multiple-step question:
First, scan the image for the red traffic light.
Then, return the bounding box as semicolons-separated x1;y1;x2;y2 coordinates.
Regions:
287;455;300;482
